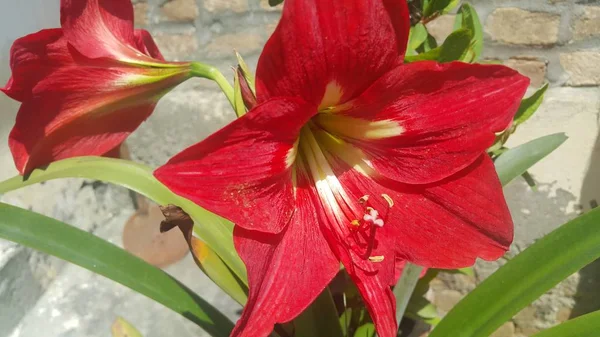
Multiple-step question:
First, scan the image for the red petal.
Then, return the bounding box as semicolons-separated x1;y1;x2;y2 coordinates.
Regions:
255;0;410;106
319;61;529;184
10;102;155;175
231;168;339;337
134;29;165;61
60;0;154;63
9;66;189;174
335;154;513;269
1;29;73;102
154;98;315;234
349;266;398;337
296;154;398;337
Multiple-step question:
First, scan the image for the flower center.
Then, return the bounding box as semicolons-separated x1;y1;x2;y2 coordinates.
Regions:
295;124;393;266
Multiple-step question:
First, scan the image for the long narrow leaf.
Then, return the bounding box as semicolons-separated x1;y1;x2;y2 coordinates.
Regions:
0;157;247;283
514;83;549;126
0;202;234;337
495;133;567;186
429;207;600;337
295;288;345;337
532;310;600;337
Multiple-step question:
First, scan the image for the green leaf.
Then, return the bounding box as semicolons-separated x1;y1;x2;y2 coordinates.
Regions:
438;29;474;63
532;310;600;337
423;0;461;20
494;133;567;186
0;157;247;286
0;202;234;337
294;288;344;337
268;0;283;6
429;207;600;337
191;239;248;305
514;83;549;126
354;323;375;337
406;29;473;63
339;308;353;337
421;33;439;52
408;23;428;53
454;3;483;62
407;297;438;320
405;46;441;62
112;317;143;337
456;267;475;277
394;263;425;334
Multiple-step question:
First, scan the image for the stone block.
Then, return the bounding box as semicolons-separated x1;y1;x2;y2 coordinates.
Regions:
486;8;560;46
433;289;463;313
204;33;263;59
504;56;548;88
153;33;199;60
560;51;600;86
573;6;600;40
160;0;199;22
203;0;249;14
426;15;456;44
260;0;283;11
133;2;149;26
490;322;516;337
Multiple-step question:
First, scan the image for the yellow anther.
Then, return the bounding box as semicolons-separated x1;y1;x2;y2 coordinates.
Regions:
359;195;370;204
350;219;361;227
366;207;375;212
368;256;385;263
381;194;394;208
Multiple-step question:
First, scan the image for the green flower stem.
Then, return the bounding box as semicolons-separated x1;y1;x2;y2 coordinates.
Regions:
190;62;235;109
394;262;425;336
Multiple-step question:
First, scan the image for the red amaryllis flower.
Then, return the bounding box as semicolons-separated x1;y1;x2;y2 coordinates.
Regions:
1;0;193;175
155;0;529;336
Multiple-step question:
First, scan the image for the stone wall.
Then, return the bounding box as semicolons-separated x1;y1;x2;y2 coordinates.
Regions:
131;0;281;69
132;0;600;89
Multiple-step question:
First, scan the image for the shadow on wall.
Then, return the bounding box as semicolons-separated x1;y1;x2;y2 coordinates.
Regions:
572;129;600;318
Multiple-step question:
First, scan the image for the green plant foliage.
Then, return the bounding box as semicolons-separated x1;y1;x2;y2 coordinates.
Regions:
494;133;567;186
0;157;247;287
408;23;428;54
294;289;344;337
531;311;600;337
191;239;249;305
354;323;375;337
429;207;600;337
405;29;473;63
514;83;550;127
0;202;234;337
422;0;461;21
454;3;483;62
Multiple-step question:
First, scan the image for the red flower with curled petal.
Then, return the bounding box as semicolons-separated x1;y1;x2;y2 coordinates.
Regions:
154;0;529;336
1;0;194;175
